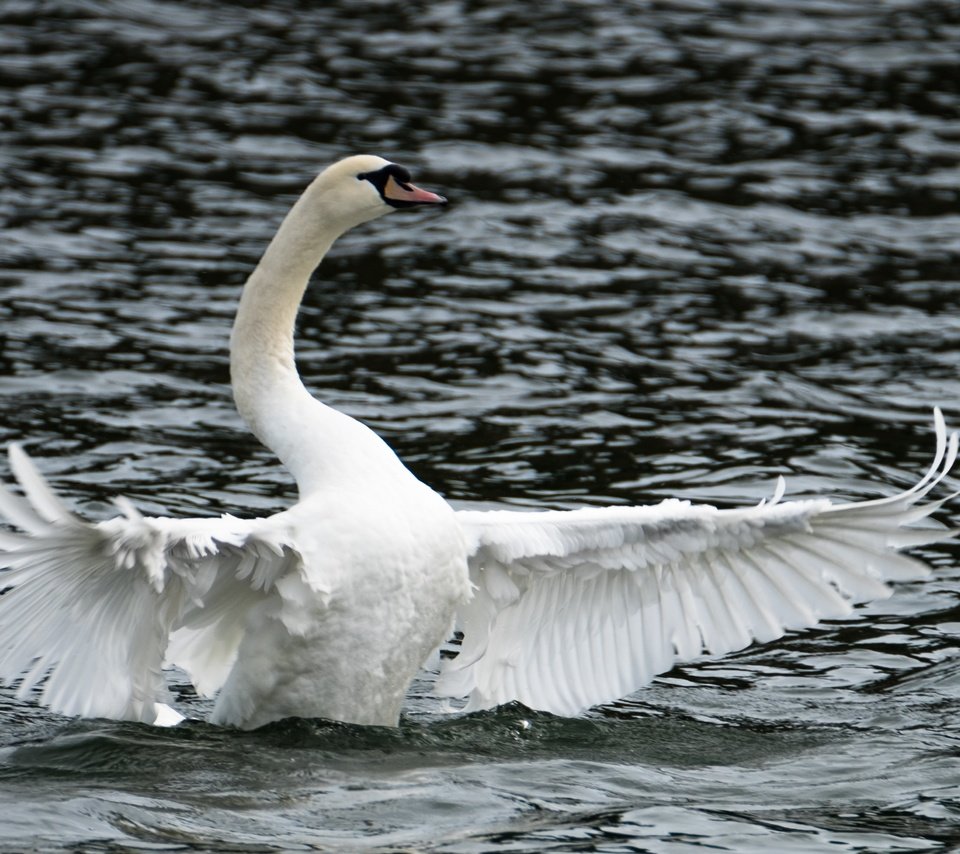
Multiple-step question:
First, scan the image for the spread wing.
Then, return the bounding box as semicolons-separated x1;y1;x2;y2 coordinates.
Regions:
0;445;305;724
440;411;958;716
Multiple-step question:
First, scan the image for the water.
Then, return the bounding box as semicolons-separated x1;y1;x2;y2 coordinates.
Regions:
1;0;960;850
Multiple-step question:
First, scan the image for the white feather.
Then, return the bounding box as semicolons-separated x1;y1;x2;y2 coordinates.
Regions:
441;411;957;716
0;463;304;723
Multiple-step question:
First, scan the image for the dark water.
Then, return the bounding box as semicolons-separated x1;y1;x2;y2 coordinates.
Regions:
1;0;960;850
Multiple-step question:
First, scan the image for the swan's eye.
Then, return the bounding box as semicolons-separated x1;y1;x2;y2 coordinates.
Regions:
359;164;412;187
359;165;405;196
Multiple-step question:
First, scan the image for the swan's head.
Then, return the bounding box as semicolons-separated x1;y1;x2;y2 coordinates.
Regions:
312;155;447;232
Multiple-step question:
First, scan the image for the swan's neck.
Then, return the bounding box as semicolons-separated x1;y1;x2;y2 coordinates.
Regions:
230;180;377;493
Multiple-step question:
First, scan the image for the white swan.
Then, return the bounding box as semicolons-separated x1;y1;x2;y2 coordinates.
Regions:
0;154;955;729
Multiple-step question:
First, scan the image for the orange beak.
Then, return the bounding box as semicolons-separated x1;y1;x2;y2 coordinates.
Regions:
383;174;447;206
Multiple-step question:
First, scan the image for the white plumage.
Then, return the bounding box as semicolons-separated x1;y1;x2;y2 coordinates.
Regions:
445;423;956;714
0;155;955;729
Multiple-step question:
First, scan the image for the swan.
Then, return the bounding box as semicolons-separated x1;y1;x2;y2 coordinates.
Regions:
0;154;956;729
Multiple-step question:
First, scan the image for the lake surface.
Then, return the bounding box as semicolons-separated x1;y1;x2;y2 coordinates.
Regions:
1;0;960;850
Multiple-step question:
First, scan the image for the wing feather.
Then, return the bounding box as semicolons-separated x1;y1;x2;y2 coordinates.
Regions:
0;447;305;723
441;411;958;716
7;444;76;525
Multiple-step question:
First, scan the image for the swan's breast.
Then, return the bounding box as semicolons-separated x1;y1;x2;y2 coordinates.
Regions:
212;479;469;728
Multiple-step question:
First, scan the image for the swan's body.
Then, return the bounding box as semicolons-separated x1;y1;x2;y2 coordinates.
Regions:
0;155;956;729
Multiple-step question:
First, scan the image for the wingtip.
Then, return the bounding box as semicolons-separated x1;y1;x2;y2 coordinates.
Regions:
6;443;76;526
895;407;958;504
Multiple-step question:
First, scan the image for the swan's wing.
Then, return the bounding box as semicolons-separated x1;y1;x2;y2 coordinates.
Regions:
0;445;304;724
440;412;958;716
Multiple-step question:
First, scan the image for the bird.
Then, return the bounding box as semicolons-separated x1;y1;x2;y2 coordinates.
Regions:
0;154;956;730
